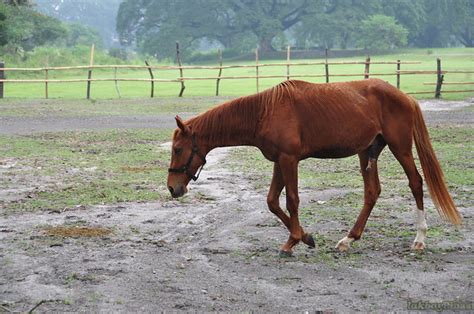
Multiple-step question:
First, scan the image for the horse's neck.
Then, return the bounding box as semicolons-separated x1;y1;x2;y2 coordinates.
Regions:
191;97;261;150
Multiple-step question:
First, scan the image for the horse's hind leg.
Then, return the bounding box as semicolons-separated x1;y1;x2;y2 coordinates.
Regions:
336;141;385;252
267;162;315;254
389;146;427;250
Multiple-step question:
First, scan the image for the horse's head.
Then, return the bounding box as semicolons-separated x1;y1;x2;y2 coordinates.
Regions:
167;116;207;198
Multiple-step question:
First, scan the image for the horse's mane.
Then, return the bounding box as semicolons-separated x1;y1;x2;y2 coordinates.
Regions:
186;80;300;143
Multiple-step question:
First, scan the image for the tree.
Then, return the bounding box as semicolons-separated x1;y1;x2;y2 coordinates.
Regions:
65;23;103;48
117;0;317;58
454;0;474;47
2;0;33;6
0;2;67;50
116;0;472;58
0;5;7;45
381;0;426;45
228;0;314;52
413;0;469;47
356;14;408;50
299;0;381;49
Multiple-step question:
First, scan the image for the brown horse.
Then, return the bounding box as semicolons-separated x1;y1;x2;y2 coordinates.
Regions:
167;79;461;256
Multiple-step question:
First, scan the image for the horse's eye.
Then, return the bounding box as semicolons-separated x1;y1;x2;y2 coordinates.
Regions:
174;147;183;155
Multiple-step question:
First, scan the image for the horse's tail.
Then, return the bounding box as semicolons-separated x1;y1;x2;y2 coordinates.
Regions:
412;99;462;225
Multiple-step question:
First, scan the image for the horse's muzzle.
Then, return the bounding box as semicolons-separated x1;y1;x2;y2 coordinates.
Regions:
168;185;186;198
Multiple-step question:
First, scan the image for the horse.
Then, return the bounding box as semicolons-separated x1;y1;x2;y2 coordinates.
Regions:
167;79;462;257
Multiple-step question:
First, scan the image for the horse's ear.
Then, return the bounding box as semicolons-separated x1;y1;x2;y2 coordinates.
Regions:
175;115;190;134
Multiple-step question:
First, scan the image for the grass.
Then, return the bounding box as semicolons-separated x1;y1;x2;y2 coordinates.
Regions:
0;129;174;213
2;48;473;100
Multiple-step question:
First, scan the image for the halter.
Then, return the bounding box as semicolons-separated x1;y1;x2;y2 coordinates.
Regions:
168;134;207;181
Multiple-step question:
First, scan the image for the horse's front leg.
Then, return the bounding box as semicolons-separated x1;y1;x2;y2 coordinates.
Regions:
278;155;303;257
267;163;315;252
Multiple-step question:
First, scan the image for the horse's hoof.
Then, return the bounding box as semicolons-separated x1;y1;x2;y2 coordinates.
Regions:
412;241;425;251
335;237;352;252
303;233;316;248
279;250;293;258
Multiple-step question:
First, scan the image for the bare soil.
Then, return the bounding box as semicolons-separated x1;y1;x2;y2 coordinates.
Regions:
0;98;473;312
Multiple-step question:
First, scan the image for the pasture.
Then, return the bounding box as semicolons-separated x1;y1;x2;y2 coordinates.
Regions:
0;95;472;312
3;48;474;100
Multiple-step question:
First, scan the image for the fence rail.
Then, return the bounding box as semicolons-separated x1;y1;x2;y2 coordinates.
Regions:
0;44;473;99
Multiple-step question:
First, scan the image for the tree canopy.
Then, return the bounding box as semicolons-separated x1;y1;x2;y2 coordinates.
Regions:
0;0;104;54
0;1;67;52
117;0;474;59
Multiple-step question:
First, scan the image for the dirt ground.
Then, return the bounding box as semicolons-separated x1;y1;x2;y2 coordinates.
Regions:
0;98;473;312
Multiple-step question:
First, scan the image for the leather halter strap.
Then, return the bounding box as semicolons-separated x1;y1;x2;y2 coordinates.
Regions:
168;134;207;181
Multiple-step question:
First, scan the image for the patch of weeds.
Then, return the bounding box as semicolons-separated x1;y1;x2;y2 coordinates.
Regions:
242;247;274;260
44;226;112;238
64;273;80;285
62;299;73;306
403;250;426;262
129;225;140;234
195;192;216;201
88;292;103;303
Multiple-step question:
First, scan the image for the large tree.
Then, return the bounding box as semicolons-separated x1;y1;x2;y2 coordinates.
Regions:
117;0;317;58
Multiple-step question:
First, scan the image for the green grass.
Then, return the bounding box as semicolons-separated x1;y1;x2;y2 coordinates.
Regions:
2;48;473;100
0;129;174;213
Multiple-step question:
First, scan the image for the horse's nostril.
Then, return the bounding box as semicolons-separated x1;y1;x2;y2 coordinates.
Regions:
168;186;174;194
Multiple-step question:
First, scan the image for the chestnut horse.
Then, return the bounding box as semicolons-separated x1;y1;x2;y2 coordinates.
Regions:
167;79;461;256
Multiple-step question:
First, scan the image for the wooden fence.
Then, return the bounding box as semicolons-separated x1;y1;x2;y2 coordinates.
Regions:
0;44;473;99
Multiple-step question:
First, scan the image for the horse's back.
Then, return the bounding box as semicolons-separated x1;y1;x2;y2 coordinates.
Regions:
259;79;415;159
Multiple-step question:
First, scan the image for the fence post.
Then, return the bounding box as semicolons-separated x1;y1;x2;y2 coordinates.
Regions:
44;67;49;99
176;41;185;97
145;60;154;98
114;67;121;98
216;49;223;96
325;48;330;83
364;56;370;79
435;58;444;99
255;47;259;92
0;61;5;98
286;45;291;81
396;60;401;89
86;44;95;99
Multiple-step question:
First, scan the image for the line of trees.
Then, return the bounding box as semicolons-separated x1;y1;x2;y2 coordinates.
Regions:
116;0;474;59
1;0;472;63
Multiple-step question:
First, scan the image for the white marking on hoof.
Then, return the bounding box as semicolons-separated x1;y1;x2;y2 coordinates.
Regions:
412;209;427;251
412;241;425;251
335;236;354;252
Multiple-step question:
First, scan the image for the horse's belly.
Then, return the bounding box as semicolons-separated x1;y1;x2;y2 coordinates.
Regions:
305;125;380;159
310;146;360;159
